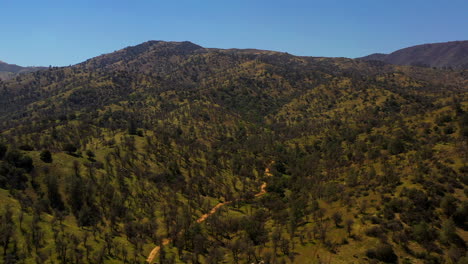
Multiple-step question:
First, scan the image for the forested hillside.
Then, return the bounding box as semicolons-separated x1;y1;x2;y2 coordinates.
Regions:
0;41;467;264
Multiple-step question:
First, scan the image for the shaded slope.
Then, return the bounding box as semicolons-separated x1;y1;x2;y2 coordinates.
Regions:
359;40;468;69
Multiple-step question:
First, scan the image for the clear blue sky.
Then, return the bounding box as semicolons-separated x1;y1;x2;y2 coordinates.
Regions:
1;0;467;66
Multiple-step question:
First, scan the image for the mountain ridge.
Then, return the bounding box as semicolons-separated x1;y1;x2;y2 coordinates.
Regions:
359;40;468;69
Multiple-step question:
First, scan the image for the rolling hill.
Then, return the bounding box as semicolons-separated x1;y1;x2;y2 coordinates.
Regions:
359;40;468;69
0;41;467;264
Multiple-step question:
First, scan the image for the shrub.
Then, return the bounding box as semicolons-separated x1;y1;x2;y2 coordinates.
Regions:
63;143;77;154
440;219;457;244
453;201;468;228
412;222;436;244
388;138;405;155
86;150;95;161
366;243;398;263
365;226;385;238
332;211;343;227
440;195;457;216
19;144;34;151
457;256;468;264
40;150;53;163
444;126;455;135
5;150;34;172
0;162;29;189
0;143;6;159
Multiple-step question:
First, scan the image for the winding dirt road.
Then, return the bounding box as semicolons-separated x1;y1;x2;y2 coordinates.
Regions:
146;164;272;263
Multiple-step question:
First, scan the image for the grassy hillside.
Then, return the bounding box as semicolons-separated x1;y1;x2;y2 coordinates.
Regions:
0;41;467;264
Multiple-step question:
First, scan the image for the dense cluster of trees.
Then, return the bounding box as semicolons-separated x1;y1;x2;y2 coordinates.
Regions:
0;144;33;190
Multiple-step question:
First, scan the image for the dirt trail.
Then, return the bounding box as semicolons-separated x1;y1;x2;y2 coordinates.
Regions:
146;163;273;263
255;182;267;197
146;238;170;263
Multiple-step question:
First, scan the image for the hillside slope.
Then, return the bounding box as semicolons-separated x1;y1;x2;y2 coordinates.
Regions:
359;41;468;69
0;41;467;264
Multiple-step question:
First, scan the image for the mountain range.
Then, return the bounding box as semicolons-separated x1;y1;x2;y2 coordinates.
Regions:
0;40;467;264
359;40;468;69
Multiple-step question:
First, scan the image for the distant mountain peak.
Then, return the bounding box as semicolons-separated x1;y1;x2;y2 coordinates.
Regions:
0;60;45;81
359;40;468;69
